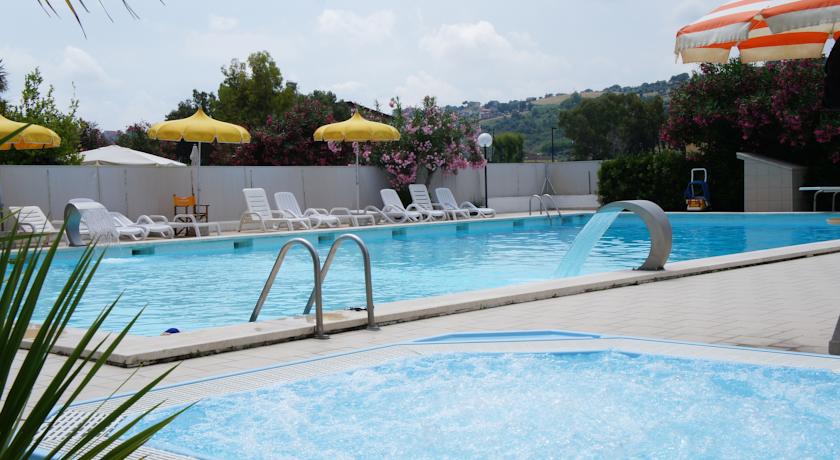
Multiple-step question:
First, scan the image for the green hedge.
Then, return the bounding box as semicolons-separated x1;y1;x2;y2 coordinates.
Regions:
597;151;693;211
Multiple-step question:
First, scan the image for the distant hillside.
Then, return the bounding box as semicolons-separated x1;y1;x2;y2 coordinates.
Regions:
455;73;691;158
532;91;602;106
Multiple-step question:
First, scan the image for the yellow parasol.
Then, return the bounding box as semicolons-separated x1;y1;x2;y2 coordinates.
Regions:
148;108;250;204
313;111;400;210
0;114;61;150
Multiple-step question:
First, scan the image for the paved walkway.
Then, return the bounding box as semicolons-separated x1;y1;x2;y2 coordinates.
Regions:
11;250;840;409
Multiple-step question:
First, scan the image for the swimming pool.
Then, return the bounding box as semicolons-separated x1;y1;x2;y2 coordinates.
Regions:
37;213;840;335
51;331;840;459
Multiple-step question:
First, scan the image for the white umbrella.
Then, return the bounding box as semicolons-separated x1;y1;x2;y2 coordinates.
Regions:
80;145;186;167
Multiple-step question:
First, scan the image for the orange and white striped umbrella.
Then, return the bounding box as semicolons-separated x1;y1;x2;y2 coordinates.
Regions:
677;0;840;63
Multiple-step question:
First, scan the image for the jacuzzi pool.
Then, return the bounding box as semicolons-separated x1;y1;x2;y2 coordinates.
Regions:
47;331;840;459
36;213;840;335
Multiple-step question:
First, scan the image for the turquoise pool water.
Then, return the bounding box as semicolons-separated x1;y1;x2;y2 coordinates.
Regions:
127;351;840;459
36;213;840;335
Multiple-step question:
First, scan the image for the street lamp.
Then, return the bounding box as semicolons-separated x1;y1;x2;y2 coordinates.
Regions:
477;132;493;207
550;127;557;162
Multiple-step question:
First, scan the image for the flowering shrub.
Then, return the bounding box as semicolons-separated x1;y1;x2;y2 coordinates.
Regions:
661;59;840;209
663;59;840;162
368;96;485;189
228;97;353;166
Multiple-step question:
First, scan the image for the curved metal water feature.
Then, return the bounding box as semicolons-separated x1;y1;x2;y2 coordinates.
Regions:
556;200;672;277
63;199;118;247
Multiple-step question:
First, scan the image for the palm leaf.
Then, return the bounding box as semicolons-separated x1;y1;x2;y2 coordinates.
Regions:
0;218;186;457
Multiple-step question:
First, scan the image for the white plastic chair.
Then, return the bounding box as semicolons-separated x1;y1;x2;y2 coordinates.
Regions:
409;184;458;221
239;188;310;232
110;212;174;239
108;212;149;241
274;192;340;228
378;189;427;223
9;206;64;243
435;187;496;218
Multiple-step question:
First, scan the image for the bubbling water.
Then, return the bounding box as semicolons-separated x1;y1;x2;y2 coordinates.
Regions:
126;352;840;459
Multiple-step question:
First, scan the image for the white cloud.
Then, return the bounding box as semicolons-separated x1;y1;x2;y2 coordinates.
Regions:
182;30;302;63
329;80;364;93
209;15;239;32
394;72;460;105
57;46;118;87
317;9;395;43
420;21;512;58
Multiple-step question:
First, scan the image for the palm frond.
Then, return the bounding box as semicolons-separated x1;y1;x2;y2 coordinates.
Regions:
0;219;184;457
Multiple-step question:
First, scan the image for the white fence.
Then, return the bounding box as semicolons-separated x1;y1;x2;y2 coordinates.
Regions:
0;161;601;222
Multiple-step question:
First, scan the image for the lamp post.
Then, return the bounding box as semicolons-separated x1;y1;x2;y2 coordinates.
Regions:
550;127;556;163
477;132;493;207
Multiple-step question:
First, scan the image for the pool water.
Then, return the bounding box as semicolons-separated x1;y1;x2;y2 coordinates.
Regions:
127;351;840;459
36;213;840;335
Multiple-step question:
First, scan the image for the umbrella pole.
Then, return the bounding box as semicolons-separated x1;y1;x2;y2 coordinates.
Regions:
355;148;360;211
196;142;202;205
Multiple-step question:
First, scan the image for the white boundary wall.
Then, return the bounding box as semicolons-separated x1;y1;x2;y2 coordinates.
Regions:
0;161;600;221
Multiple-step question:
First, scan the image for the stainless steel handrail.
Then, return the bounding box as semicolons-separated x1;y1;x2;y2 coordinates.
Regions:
541;194;562;219
250;238;328;339
528;194;543;216
304;234;379;331
528;194;552;224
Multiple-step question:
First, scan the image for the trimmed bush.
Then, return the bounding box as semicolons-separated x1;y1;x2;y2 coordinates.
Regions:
598;151;693;211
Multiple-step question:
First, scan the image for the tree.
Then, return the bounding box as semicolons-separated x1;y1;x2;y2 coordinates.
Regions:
214;51;296;128
493;132;525;163
0;59;7;95
305;90;351;122
166;90;219;120
557;93;665;160
230;97;350;166
0;68;82;165
115;122;164;154
79;119;111;151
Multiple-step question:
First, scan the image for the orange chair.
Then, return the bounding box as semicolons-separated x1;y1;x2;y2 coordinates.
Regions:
172;195;209;236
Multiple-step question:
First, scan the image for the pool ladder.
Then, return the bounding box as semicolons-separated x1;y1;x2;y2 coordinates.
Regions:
529;194;562;224
249;234;379;339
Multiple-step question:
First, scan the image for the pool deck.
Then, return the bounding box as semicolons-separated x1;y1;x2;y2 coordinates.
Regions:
10;234;840;413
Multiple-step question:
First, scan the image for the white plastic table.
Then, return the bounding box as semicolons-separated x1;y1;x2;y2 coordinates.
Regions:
799;186;840;211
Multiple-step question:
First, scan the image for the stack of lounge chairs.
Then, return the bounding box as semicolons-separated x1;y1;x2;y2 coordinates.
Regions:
238;186;497;232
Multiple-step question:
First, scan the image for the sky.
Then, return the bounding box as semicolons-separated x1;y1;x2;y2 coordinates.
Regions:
0;0;717;130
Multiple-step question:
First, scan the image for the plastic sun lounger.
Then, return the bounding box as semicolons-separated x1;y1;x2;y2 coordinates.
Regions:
110;212;174;239
409;184;464;221
274;192;340;229
108;213;149;241
8;206;64;243
239;188;310;232
379;189;428;223
168;214;222;237
328;207;378;226
434;187;496;218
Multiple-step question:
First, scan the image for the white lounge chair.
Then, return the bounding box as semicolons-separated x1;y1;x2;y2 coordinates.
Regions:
435;187;496;218
239;188;310;232
274;192;340;228
110;212;174;239
110;218;148;241
378;189;427;223
409;184;461;221
9;206;64;243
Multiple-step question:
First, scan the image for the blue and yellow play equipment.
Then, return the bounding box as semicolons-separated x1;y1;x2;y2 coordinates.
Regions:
684;168;710;211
